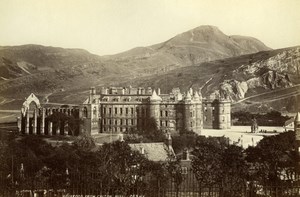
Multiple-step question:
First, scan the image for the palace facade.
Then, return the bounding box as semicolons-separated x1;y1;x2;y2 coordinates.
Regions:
19;87;231;136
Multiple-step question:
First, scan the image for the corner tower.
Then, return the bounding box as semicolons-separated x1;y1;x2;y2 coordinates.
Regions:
295;112;300;153
149;90;162;128
193;91;202;133
217;97;231;129
183;91;193;132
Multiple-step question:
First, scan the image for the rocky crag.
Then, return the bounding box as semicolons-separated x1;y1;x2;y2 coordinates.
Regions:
216;47;300;101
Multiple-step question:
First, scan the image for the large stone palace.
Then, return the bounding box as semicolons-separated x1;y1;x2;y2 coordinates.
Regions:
18;87;231;136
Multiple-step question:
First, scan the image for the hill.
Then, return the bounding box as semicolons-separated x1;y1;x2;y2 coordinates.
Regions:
105;25;270;75
0;25;270;111
121;46;300;113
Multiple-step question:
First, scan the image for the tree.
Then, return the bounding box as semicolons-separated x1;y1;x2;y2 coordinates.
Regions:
172;131;197;154
126;117;166;143
192;136;227;187
73;132;96;151
95;141;160;196
245;131;299;186
221;145;248;197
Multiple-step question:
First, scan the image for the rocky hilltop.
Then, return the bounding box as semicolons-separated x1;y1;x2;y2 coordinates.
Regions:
217;47;299;100
123;46;300;113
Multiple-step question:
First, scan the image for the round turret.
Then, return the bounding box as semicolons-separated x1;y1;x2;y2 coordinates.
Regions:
149;90;162;128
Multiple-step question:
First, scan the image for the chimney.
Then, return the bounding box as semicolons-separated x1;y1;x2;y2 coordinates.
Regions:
157;88;161;95
90;87;96;95
183;149;190;160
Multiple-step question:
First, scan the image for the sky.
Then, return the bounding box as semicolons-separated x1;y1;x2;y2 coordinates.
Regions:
0;0;299;55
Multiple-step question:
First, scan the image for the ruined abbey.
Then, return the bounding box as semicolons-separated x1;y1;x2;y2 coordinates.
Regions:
18;87;231;136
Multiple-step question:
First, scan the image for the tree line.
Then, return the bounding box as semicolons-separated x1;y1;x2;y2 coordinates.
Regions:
0;126;299;196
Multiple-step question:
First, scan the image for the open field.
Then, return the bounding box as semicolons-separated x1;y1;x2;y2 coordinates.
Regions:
201;126;284;148
0;110;19;123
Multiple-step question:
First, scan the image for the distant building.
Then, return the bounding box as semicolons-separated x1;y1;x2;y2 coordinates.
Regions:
81;87;231;135
18;87;231;136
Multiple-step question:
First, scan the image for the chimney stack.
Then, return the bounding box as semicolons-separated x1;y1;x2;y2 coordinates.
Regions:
157;88;161;95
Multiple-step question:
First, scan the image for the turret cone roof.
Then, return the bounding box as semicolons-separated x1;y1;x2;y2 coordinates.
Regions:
185;91;192;101
150;90;162;101
193;91;200;100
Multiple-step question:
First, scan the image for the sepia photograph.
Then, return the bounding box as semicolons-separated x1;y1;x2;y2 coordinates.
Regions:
0;0;300;196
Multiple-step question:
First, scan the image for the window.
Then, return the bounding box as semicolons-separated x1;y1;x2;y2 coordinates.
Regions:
165;111;168;117
115;108;117;114
190;112;193;117
120;119;123;125
109;108;112;114
181;167;188;174
131;108;134;114
120;108;123;114
126;119;128;125
103;119;106;125
165;121;168;127
160;111;163;117
160;121;163;127
131;119;134;125
109;119;112;125
103;107;106;114
115;120;118;125
126;108;128;114
191;121;193;127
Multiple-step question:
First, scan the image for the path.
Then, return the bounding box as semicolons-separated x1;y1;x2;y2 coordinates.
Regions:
234;84;300;104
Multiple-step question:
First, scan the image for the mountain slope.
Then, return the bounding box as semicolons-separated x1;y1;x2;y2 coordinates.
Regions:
104;25;271;74
121;46;300;113
0;25;271;110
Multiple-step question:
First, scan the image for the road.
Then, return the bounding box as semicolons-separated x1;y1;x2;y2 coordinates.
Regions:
234;84;300;104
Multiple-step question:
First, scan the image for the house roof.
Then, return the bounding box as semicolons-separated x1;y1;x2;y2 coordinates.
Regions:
284;112;300;126
284;118;295;126
129;142;171;162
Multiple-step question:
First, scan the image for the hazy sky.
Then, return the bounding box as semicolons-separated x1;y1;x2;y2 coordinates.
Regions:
0;0;299;55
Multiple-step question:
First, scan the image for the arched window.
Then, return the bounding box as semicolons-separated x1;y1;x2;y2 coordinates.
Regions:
93;107;97;118
83;107;88;118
